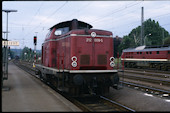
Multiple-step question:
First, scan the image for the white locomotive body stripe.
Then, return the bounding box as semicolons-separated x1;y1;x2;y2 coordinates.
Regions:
35;64;117;74
121;58;168;62
69;70;118;73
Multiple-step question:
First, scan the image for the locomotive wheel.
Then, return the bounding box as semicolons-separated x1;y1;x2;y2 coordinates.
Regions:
161;65;167;71
129;63;132;68
149;64;153;69
127;62;131;68
156;65;161;70
38;71;43;81
41;73;48;83
124;62;128;67
69;86;80;96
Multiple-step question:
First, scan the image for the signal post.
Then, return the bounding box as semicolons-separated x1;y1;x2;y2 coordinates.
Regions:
33;36;37;67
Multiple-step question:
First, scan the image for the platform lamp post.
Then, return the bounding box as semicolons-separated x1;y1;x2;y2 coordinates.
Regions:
2;31;10;68
144;33;151;46
2;9;17;91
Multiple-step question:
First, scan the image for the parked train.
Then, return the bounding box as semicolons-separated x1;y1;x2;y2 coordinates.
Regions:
35;19;119;96
121;45;170;71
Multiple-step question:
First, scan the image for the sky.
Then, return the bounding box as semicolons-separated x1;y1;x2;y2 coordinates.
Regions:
2;0;170;50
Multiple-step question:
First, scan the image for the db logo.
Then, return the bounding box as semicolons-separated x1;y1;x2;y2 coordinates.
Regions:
91;32;96;37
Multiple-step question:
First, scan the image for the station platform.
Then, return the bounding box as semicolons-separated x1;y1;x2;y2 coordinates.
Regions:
2;62;82;112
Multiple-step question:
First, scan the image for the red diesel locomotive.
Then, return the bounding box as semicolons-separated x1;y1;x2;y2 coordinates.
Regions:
35;19;119;96
121;45;170;70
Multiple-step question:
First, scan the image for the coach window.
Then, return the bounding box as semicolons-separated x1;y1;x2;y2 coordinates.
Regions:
168;51;170;54
157;51;159;54
146;52;148;54
150;51;152;54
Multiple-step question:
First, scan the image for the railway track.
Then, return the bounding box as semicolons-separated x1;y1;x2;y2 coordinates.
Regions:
120;81;170;97
119;73;170;86
69;95;135;112
123;69;170;78
13;60;135;112
13;61;38;78
122;67;170;74
118;68;170;97
118;67;170;86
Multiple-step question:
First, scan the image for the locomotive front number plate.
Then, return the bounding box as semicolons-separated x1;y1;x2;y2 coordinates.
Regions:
86;38;103;43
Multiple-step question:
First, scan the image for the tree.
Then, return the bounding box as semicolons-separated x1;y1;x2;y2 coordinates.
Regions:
21;46;41;62
144;19;169;46
163;37;170;45
118;18;170;54
9;50;15;59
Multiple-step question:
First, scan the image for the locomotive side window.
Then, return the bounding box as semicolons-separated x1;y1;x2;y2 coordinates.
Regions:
150;52;152;54
168;51;170;54
157;51;159;54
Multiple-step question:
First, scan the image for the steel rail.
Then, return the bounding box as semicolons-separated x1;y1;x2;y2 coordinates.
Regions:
120;81;170;96
119;73;170;86
100;96;135;112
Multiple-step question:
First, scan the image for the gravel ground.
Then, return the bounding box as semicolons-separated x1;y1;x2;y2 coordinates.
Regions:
107;86;170;111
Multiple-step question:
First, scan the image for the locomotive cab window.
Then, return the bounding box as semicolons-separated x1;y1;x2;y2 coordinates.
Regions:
62;27;69;34
46;30;52;38
54;27;69;36
55;29;62;36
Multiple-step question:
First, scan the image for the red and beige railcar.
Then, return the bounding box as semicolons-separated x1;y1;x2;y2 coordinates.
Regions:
121;45;170;70
35;19;119;96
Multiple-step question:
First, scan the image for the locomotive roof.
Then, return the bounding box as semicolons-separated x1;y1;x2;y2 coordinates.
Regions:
123;45;170;52
50;19;93;30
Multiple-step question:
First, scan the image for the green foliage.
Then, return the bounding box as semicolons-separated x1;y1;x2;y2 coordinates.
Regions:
164;36;170;45
144;19;169;45
118;18;170;54
21;47;30;60
21;46;42;61
9;50;15;59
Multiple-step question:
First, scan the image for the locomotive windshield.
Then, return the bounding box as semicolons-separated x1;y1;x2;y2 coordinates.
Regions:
45;30;52;38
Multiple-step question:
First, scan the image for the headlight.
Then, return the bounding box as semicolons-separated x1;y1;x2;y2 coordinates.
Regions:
71;56;77;62
110;61;115;67
71;61;77;67
110;57;115;62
